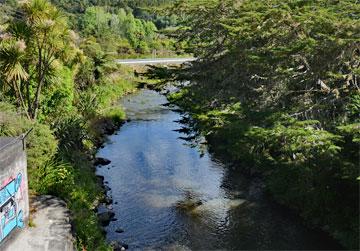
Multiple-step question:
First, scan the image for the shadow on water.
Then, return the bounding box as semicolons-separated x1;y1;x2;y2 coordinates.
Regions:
96;89;343;250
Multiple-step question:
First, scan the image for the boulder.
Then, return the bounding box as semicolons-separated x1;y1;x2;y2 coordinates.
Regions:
95;157;111;166
98;211;115;227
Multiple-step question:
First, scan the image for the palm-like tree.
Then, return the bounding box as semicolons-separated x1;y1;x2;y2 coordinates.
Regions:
0;38;30;118
0;0;74;119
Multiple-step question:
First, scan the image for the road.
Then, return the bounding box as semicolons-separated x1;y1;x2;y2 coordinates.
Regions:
115;57;196;65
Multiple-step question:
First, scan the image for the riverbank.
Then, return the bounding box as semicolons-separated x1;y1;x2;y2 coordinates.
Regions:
56;73;137;250
146;1;359;248
164;87;357;249
0;66;137;250
95;89;344;250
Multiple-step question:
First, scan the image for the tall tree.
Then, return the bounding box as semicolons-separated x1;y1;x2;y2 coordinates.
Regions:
0;0;74;119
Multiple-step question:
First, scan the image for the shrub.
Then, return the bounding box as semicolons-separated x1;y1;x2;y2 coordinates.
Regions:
32;160;75;196
103;107;125;125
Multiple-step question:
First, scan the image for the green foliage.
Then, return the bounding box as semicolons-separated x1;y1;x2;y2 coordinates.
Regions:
26;123;58;174
74;58;96;90
346;93;360;122
79;6;162;55
32;160;75;196
0;0;137;249
0;102;58;172
49;0;177;29
103;107;126;125
0;103;65;206
0;0;77;119
40;65;76;121
244;120;342;164
54;116;89;153
154;0;360;248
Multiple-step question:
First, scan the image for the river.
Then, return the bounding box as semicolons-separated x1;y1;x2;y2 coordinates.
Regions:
96;89;342;250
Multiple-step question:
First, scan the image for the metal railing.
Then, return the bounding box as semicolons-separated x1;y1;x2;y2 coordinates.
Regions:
0;128;33;152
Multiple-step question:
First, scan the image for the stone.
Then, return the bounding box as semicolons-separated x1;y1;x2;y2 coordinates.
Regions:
95;157;111;166
96;175;105;183
111;241;128;251
110;241;121;251
104;185;111;192
115;228;124;234
104;196;113;205
161;102;171;107
98;211;115;227
120;243;129;250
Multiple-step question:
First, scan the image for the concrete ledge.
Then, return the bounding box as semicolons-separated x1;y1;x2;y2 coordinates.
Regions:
4;195;75;251
0;137;29;246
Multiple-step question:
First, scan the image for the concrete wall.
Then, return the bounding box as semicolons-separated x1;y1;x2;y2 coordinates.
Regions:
0;137;29;246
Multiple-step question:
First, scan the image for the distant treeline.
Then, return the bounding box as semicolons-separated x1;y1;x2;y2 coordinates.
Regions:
50;0;177;29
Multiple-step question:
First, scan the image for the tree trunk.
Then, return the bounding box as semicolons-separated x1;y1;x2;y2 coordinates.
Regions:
32;74;44;120
16;80;31;120
32;44;44;120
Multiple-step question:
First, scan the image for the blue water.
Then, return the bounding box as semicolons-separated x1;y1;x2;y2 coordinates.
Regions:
97;89;342;250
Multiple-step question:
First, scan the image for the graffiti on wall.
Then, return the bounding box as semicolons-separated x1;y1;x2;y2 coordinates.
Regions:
0;173;25;242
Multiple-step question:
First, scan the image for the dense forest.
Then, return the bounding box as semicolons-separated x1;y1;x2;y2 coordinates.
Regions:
51;0;178;32
148;0;359;249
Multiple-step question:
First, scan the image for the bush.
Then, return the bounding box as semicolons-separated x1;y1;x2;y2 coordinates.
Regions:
40;65;76;122
53;115;90;154
26;123;58;184
32;160;75;196
102;107;125;125
0;102;58;175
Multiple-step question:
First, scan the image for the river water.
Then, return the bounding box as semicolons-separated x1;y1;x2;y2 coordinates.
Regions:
96;89;342;250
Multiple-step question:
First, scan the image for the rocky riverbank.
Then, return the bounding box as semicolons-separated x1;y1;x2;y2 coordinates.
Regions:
92;100;136;250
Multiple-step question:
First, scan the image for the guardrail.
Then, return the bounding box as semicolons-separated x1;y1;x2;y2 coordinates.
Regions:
115;57;196;65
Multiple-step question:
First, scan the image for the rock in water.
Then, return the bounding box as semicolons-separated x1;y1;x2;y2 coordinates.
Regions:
120;242;129;249
103;195;113;205
111;241;129;250
115;228;124;233
95;157;111;166
98;211;115;226
191;198;246;216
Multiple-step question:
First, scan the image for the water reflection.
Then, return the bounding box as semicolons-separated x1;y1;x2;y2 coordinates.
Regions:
97;90;342;250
